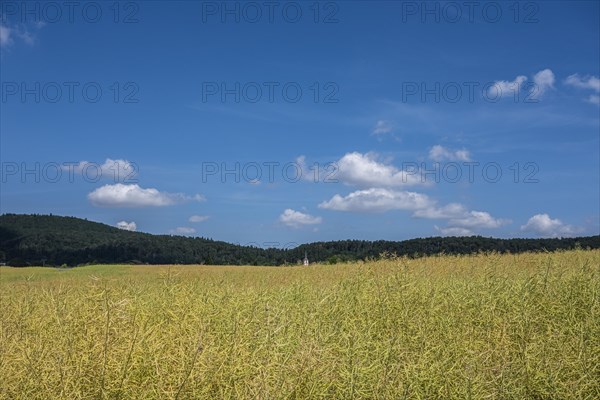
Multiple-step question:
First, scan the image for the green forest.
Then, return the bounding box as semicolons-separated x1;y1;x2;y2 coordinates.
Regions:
1;214;599;267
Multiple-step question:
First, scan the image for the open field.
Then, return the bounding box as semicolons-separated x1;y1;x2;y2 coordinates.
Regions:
1;250;599;399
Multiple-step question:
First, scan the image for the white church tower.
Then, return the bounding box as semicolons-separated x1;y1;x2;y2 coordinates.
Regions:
303;251;309;266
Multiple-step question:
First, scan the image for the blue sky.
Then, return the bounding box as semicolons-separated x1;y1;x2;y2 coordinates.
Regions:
1;0;599;247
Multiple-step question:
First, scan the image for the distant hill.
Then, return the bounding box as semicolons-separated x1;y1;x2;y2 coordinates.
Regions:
1;214;598;267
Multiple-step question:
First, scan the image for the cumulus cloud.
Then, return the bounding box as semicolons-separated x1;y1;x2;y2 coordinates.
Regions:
295;155;344;184
279;209;322;228
319;186;509;234
448;211;510;229
297;152;426;187
319;187;507;227
371;120;394;135
521;213;580;238
295;155;315;182
413;203;467;219
311;150;506;234
319;188;433;213
565;74;600;92
189;215;209;223
116;221;137;231
69;159;138;182
488;75;527;98
88;184;204;207
170;227;196;235
489;69;554;100
565;74;600;105
532;68;555;97
336;152;424;188
416;204;509;232
428;145;472;162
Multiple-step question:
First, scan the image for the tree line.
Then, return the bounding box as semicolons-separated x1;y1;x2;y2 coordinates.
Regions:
1;214;598;267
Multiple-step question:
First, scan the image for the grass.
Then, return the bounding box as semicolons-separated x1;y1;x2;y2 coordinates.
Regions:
0;250;599;399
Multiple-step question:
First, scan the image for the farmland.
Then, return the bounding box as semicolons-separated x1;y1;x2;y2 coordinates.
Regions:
1;250;599;399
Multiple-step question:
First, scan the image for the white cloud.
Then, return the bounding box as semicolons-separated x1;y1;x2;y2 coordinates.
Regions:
100;159;136;177
428;145;472;162
413;203;467;219
295;155;315;182
565;74;600;92
189;215;209;223
319;188;433;213
371;120;393;135
295;155;344;184
489;70;554;100
88;184;204;207
415;204;509;232
488;75;527;98
319;187;506;228
170;227;196;235
0;23;39;48
521;213;580;238
336;152;424;188
319;186;509;234
448;211;510;229
532;68;555;97
565;74;600;105
69;159;138;182
116;221;137;231
434;226;474;237
0;24;13;47
279;209;322;228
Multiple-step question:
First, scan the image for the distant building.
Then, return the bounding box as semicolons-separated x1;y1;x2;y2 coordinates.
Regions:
303;251;309;266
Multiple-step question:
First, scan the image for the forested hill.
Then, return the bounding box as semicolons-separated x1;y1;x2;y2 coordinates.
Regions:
1;214;599;267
